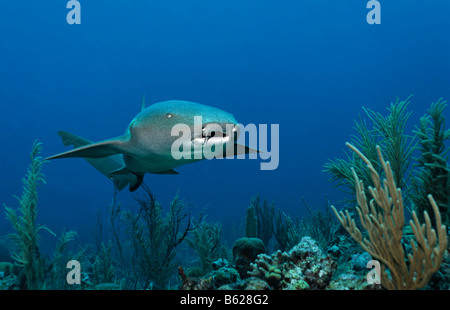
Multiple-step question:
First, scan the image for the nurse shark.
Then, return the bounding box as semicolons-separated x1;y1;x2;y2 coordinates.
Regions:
46;99;258;191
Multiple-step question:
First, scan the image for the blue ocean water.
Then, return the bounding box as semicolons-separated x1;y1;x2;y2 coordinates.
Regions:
0;0;449;288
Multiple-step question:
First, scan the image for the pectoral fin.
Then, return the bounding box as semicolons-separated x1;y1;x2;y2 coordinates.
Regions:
46;136;129;160
55;131;136;191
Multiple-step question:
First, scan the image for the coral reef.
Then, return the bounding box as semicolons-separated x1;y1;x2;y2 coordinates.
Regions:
180;237;336;290
248;237;336;290
327;273;378;290
1;109;448;291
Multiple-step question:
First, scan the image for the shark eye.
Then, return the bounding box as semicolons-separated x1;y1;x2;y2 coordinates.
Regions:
166;113;173;119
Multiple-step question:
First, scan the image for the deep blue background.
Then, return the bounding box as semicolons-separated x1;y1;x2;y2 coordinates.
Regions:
1;1;449;248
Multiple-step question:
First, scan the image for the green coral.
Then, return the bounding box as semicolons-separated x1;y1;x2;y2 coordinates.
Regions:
271;197;340;252
365;96;415;191
121;186;194;289
49;229;78;289
245;195;274;249
3;140;56;290
411;98;450;227
324;96;415;203
92;241;116;285
186;219;225;275
272;209;301;252
0;262;17;278
245;204;257;238
325;96;449;227
297;198;341;251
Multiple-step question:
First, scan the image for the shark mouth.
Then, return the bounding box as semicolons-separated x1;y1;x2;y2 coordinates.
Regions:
191;123;238;146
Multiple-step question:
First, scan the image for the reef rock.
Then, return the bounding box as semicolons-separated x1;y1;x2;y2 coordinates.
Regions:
218;277;270;290
351;252;372;271
248;236;336;289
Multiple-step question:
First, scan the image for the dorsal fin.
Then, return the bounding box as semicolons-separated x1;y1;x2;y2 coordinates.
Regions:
141;94;146;112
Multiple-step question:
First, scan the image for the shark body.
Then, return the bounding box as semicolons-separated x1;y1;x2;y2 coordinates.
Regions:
46;100;256;191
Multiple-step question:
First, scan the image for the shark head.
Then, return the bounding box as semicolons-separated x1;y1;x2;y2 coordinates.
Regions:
126;100;239;161
46;99;256;191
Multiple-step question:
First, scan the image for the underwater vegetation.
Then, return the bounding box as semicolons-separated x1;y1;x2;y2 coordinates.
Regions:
1;141;77;290
324;96;415;202
1;96;449;290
